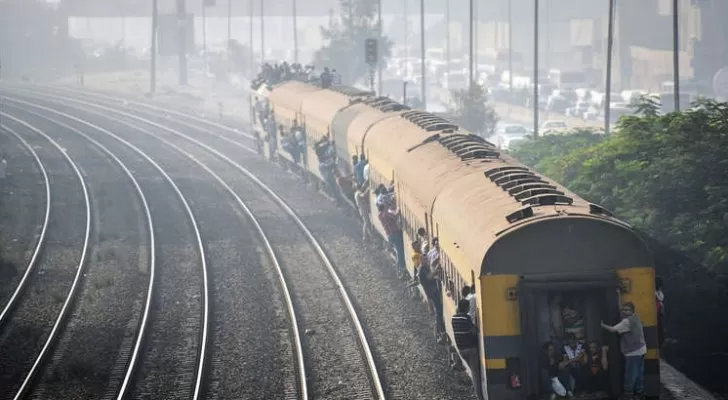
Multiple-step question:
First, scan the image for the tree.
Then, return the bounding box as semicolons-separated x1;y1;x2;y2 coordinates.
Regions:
509;103;728;395
313;0;393;85
630;94;661;117
447;81;499;137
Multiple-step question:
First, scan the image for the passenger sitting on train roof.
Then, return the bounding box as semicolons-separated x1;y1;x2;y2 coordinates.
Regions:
451;299;485;400
377;202;406;279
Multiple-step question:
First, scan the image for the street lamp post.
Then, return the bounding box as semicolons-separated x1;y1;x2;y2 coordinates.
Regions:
249;0;254;75
672;0;681;111
419;0;426;109
533;0;539;137
605;0;616;135
469;0;474;88
228;0;232;46
151;0;158;94
378;0;383;94
293;0;299;63
508;0;513;95
404;0;409;78
260;0;265;63
177;0;188;85
202;0;207;72
445;0;450;75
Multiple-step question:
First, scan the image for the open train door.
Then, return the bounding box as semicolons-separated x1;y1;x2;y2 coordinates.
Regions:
517;274;624;399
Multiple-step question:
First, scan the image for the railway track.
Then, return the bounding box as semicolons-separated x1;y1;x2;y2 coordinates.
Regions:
1;104;156;400
0;101;209;399
2;88;387;399
0;115;91;399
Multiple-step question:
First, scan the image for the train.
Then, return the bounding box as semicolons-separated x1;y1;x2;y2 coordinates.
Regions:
250;78;660;400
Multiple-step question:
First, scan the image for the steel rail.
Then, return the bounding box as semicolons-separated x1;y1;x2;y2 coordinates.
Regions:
0;114;92;400
9;89;387;399
2;98;211;400
2;104;157;399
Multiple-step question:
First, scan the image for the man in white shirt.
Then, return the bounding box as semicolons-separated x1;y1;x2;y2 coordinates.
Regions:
602;302;646;399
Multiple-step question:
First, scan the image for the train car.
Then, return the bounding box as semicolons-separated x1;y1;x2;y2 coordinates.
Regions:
267;80;322;169
258;77;660;400
364;115;659;399
298;85;371;187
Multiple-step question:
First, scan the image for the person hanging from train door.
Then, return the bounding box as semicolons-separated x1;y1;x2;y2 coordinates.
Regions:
452;299;486;400
354;154;367;187
601;302;647;400
377;202;406;279
354;182;372;242
426;237;446;343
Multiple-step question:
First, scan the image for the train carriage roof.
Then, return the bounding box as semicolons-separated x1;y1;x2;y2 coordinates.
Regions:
268;81;322;114
300;85;373;134
343;98;411;156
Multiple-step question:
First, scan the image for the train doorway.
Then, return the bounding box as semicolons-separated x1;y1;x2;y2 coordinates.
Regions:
518;278;623;400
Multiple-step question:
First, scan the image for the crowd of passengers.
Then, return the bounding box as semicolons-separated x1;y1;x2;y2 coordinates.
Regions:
537;283;665;400
250;62;342;91
251;64;341;157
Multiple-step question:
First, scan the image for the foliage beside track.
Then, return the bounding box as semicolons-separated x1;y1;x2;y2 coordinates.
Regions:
313;0;393;85
509;98;728;396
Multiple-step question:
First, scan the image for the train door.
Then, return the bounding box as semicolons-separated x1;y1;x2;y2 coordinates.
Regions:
517;278;623;399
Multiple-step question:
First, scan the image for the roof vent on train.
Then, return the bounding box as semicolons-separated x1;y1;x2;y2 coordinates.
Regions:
589;203;614;217
329;85;374;97
505;206;534;224
402;110;459;132
485;166;574;206
438;134;499;160
363;96;410;112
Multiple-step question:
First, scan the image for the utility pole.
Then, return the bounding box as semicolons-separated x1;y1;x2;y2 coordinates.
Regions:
202;0;208;73
605;0;615;135
672;0;681;111
469;0;474;87
508;0;513;95
377;0;383;94
260;0;265;63
228;0;233;48
404;0;409;78
249;0;254;76
293;0;299;63
419;0;426;109
177;0;188;85
533;0;539;137
445;0;450;75
151;0;158;94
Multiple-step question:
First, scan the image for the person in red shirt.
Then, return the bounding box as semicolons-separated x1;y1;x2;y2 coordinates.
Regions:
377;203;405;278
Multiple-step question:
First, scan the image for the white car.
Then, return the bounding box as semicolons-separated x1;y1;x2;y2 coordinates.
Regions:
541;120;568;135
493;124;531;150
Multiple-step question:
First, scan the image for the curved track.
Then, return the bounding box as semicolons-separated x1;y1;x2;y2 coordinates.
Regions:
3;104;157;399
1;101;209;399
2;87;387;400
0;115;91;399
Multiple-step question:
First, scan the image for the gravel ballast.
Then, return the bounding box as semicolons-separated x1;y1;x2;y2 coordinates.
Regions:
0;117;90;398
70;101;480;400
0;126;46;307
119;136;296;400
1;106;149;400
